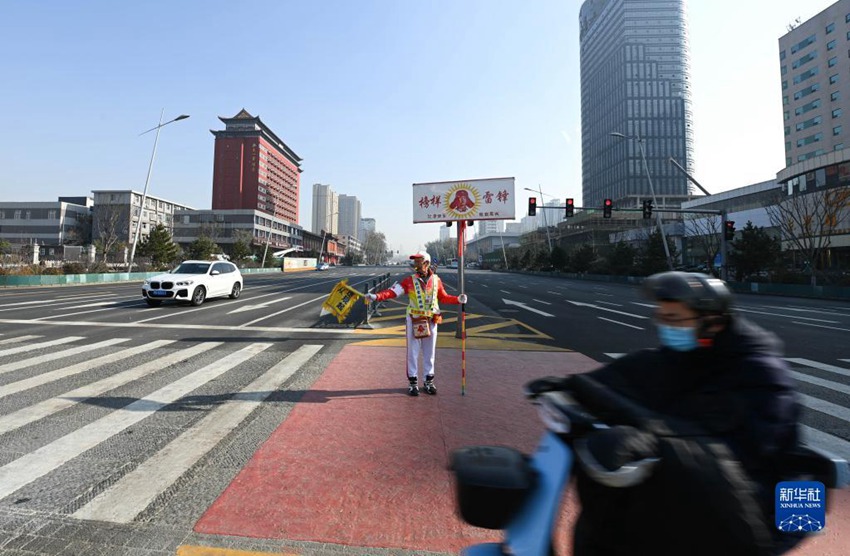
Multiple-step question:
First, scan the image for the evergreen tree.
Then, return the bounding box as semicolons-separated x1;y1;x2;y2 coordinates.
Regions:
607;241;637;275
729;221;781;281
638;231;678;276
186;236;221;260
230;230;253;262
550;245;568;271
572;244;595;273
137;223;179;269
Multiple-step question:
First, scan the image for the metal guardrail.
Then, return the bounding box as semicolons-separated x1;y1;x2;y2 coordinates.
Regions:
363;273;393;327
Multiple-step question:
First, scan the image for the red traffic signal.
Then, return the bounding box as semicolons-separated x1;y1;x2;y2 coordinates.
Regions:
725;220;736;240
528;197;537;216
603;198;613;218
565;198;575;218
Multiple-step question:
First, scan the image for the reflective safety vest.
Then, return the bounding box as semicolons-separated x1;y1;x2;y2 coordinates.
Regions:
407;274;440;318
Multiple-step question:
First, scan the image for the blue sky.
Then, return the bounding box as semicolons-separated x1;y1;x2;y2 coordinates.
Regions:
0;0;838;256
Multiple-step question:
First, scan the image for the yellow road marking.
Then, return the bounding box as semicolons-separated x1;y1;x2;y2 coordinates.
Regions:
177;545;298;556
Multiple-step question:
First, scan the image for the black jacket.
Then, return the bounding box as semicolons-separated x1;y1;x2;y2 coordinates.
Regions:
572;316;801;556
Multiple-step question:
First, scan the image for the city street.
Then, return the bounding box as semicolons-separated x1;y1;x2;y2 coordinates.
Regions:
0;268;848;554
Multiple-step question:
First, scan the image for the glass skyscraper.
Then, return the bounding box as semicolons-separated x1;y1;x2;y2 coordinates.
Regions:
579;0;694;209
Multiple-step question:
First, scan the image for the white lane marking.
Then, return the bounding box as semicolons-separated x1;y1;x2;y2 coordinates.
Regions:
547;291;562;295
73;344;322;523
786;358;850;379
631;302;657;308
790;371;850;396
596;293;614;297
0;294;118;311
227;296;292;315
604;353;626;359
480;284;489;288
500;290;511;294
799;425;850;463
598;317;644;330
0;335;41;346
34;303;149;320
519;285;528;289
0;338;130;376
0;342;220;434
0;319;359;335
53;301;122;310
0;336;84;358
0;339;171;399
0;342;271;501
502;299;554;317
791;321;850;333
799;393;850;423
841;359;850;364
736;308;838;323
566;300;648;319
240;294;329;327
596;301;623;307
533;299;552;306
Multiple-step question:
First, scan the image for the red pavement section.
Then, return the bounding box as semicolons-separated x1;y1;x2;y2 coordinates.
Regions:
195;345;850;555
195;346;598;553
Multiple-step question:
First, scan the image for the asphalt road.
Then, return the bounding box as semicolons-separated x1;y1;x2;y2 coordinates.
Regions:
0;267;848;554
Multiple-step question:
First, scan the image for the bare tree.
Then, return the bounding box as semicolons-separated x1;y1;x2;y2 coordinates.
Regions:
765;186;850;286
93;205;127;263
684;214;722;275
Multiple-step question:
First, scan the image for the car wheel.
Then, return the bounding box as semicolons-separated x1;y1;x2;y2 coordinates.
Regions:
145;298;162;307
190;286;206;306
229;282;242;299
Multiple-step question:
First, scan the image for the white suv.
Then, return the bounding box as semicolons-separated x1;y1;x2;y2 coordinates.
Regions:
142;260;243;307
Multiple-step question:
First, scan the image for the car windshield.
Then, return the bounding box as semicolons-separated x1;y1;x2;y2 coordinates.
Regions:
172;263;211;274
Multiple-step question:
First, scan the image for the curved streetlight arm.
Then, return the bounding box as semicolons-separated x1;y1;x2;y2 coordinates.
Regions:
126;110;190;273
609;131;674;271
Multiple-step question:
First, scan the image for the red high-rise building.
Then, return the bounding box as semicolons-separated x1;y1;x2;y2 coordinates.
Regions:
211;109;302;223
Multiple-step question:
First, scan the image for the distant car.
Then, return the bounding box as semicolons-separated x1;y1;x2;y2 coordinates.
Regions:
142;260;243;307
449;260;459;269
317;262;330;271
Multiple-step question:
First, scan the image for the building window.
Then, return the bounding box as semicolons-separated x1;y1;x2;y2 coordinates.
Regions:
48;210;57;219
834;125;842;135
836;143;845;150
25;211;31;220
830;74;839;84
785;126;790;136
829;56;838;67
833;108;843;118
828;39;837;50
827;22;835;34
832;91;841;101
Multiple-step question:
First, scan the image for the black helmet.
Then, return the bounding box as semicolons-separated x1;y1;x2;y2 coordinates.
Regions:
643;271;733;315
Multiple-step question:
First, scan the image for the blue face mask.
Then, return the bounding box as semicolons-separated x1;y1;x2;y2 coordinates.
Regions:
656;324;699;352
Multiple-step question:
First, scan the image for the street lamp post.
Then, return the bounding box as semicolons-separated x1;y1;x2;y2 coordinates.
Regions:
319;211;339;263
126;111;190;273
610;132;674;271
523;186;553;253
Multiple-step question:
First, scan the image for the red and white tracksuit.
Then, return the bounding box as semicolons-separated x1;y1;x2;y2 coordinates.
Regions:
372;271;461;382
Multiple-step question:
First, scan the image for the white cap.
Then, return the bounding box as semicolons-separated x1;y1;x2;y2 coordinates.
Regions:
409;250;431;263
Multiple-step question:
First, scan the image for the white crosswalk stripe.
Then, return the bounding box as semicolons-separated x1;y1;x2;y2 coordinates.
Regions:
0;341;222;435
0;336;83;357
0;337;131;376
0;335;41;346
73;343;323;523
0;339;172;399
0;342;272;500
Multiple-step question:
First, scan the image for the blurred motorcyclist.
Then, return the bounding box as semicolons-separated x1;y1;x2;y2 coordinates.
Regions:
567;271;800;555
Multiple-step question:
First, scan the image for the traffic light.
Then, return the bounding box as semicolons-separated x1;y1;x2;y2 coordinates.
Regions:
565;198;575;218
603;198;613;218
528;197;537;216
725;220;736;240
642;199;653;219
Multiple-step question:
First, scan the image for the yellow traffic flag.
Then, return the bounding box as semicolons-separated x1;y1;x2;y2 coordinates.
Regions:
320;279;364;323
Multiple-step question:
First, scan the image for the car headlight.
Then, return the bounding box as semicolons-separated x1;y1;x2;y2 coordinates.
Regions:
175;280;194;286
143;279;150;285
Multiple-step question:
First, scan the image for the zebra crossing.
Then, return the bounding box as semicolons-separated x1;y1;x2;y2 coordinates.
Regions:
602;352;850;461
0;334;324;525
